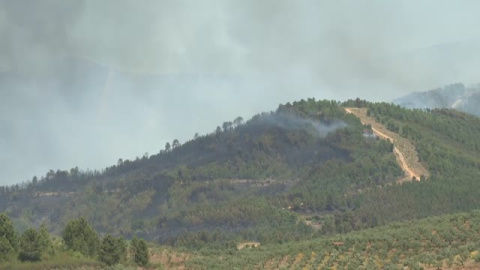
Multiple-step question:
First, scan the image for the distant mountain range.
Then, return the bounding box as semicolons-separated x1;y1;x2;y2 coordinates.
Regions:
394;83;480;116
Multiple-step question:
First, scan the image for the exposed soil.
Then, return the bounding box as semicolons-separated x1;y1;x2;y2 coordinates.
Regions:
237;242;261;250
345;108;429;182
148;249;191;270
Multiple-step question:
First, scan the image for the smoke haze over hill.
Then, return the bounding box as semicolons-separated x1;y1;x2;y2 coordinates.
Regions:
1;0;480;184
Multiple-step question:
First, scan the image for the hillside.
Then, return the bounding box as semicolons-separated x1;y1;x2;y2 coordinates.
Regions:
1;98;480;255
1;99;400;243
394;83;480;116
345;107;429;182
185;209;480;269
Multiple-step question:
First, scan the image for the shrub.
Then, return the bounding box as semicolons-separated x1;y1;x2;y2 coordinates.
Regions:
131;237;149;266
0;213;17;260
62;217;100;257
99;235;127;266
18;228;43;262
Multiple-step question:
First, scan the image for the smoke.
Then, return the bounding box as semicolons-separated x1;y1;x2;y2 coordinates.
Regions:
304;119;348;138
2;1;480;94
0;0;85;78
256;112;347;138
393;83;480;116
66;0;480;99
1;0;480;185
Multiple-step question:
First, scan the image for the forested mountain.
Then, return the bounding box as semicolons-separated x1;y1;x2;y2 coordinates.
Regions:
1;98;480;256
394;83;480;116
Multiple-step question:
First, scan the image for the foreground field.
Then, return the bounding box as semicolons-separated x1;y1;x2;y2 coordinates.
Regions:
4;210;480;269
0;253;104;270
183;210;480;269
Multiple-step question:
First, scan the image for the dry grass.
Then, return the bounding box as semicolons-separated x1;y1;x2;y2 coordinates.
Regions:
0;252;104;270
148;247;192;270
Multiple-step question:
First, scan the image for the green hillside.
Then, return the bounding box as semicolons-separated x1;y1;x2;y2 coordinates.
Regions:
1;98;480;261
0;99;401;244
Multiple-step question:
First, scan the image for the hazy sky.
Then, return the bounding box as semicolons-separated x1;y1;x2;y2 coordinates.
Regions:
1;0;480;185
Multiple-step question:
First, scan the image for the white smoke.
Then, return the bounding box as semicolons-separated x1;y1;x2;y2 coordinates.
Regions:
1;0;480;185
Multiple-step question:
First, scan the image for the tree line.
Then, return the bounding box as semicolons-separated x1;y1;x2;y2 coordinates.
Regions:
0;213;149;267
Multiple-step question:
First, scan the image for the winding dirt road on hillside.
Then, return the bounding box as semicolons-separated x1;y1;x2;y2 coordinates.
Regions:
370;126;420;180
345;108;427;182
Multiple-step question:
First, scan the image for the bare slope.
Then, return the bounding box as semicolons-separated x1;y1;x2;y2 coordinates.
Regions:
345;108;429;182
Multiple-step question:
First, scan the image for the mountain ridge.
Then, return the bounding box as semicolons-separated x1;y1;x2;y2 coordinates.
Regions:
1;98;479;254
394;83;480;116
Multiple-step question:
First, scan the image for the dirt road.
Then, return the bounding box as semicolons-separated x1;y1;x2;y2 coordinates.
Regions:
370;126;421;180
345;108;427;182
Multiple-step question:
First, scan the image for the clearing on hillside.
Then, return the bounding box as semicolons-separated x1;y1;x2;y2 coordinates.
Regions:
345;107;429;182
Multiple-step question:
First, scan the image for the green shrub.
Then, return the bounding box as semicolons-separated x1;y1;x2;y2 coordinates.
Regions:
131;236;149;266
62;217;100;257
0;213;17;260
98;235;127;266
18;228;42;262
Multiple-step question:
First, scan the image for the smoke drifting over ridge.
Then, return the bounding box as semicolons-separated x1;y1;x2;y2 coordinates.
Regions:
257;112;347;138
1;0;480;185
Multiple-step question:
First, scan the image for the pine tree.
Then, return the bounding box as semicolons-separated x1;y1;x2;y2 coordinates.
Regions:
18;228;43;262
131;236;149;266
62;217;99;257
38;223;53;255
0;213;17;260
99;235;127;266
0;236;14;261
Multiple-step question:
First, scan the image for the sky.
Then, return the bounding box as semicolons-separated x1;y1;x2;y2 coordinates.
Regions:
1;0;480;185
